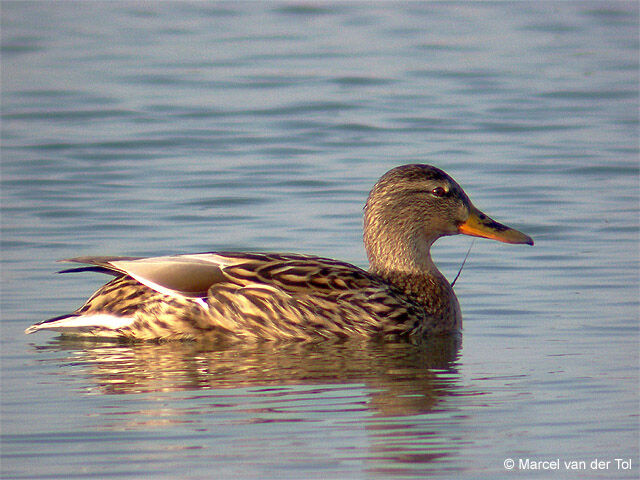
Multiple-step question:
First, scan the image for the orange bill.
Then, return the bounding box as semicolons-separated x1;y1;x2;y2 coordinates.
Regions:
458;205;533;245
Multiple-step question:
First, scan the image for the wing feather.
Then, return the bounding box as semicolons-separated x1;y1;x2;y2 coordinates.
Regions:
62;255;227;298
59;252;374;301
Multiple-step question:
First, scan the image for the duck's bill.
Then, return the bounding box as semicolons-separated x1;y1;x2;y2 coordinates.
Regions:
458;205;534;245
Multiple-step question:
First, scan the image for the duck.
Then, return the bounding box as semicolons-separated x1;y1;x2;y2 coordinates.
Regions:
25;164;533;341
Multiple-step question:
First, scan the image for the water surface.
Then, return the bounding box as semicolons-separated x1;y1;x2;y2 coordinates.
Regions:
2;2;638;479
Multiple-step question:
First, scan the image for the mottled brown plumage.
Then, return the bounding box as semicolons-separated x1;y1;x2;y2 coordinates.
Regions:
25;164;533;341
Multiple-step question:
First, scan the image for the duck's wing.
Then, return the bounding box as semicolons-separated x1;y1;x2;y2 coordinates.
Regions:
61;254;231;298
210;252;374;294
60;252;372;299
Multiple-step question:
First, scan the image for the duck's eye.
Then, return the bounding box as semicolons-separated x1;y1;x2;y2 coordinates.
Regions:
431;187;446;197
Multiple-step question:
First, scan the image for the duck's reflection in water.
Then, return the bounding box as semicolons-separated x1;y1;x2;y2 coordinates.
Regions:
32;335;475;476
34;335;463;417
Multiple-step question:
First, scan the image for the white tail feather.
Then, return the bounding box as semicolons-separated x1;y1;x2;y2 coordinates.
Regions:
25;314;134;335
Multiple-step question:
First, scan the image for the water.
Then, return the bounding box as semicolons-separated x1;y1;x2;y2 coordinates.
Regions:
1;2;638;479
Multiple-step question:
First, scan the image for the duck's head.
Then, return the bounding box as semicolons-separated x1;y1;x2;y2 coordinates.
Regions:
364;164;533;275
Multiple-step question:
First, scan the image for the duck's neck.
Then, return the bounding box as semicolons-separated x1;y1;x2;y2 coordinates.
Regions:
364;213;442;280
364;222;461;329
369;250;453;307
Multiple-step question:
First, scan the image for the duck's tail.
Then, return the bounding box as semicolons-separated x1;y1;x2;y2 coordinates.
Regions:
24;313;134;336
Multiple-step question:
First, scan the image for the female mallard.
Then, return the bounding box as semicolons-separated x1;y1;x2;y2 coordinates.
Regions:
25;164;533;341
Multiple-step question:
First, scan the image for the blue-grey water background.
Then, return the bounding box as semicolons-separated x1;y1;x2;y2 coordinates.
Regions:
1;2;638;479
